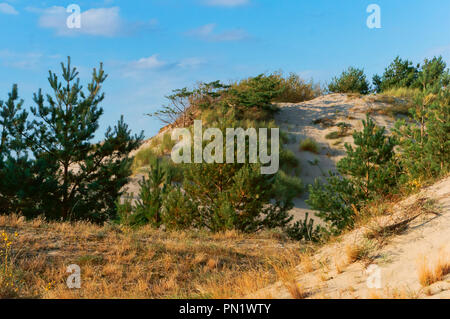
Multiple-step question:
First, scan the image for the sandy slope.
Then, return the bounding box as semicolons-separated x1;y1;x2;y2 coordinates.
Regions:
251;176;450;299
126;93;400;219
274;93;398;223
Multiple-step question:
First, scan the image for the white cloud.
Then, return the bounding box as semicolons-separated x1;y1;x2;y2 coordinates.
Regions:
0;3;18;15
187;23;216;37
186;23;249;42
203;0;249;7
131;55;167;70
28;6;157;37
178;57;207;68
121;55;206;78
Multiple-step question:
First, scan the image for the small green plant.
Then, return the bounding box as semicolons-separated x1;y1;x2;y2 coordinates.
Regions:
325;123;351;139
299;138;319;154
119;160;171;227
285;213;321;242
325;131;340;140
307;173;359;234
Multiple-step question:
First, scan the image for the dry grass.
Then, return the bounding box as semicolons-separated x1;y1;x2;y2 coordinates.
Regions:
286;281;307;299
0;214;306;299
417;248;450;287
299;254;315;273
345;240;377;264
299;138;319;154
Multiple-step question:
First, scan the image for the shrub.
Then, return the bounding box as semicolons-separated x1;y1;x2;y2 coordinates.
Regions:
228;74;283;112
121;160;171;227
183;162;294;233
325;131;340;140
279;148;300;174
161;187;198;230
308;115;400;234
131;147;183;182
272;170;303;199
273;72;321;103
285;213;321;242
299;138;319;153
307;173;359;234
416;56;449;91
337;114;400;197
325;122;352;139
394;88;450;181
328;67;370;94
374;56;419;92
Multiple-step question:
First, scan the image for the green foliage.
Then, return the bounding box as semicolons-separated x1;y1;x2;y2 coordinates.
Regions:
193;80;230;110
0;58;143;222
0;85;57;216
416;56;449;91
272;170;303;199
132;147;183;182
325;122;352;140
299;138;319;153
131;160;169;227
279;148;300;174
120;160;171;226
328;67;370;94
374;56;448;93
182;162;294;233
161;187;198;231
273;72;321;103
228;74;283;112
308;116;400;234
307;173;359;234
337;115;400;197
119;160;196;229
394;89;450;181
375;56;419;92
285;213;321;242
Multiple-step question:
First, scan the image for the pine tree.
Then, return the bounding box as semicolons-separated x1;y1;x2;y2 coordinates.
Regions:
394;88;450;181
25;57;143;222
183;162;293;233
337;114;399;197
307;115;400;234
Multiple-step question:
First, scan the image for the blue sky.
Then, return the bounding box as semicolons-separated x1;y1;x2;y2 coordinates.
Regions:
0;0;449;138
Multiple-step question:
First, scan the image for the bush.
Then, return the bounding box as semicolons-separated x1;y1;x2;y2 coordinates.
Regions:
308;115;400;234
273;72;321;103
325;123;352;139
375;56;419;92
328;67;370;94
120;160;171;227
228;74;283;112
337;115;400;197
182;162;294;233
161;188;198;230
299;138;319;153
417;56;449;91
394;88;450;182
285;213;322;242
307;173;359;234
272;170;303;199
373;56;449;93
279;148;300;174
